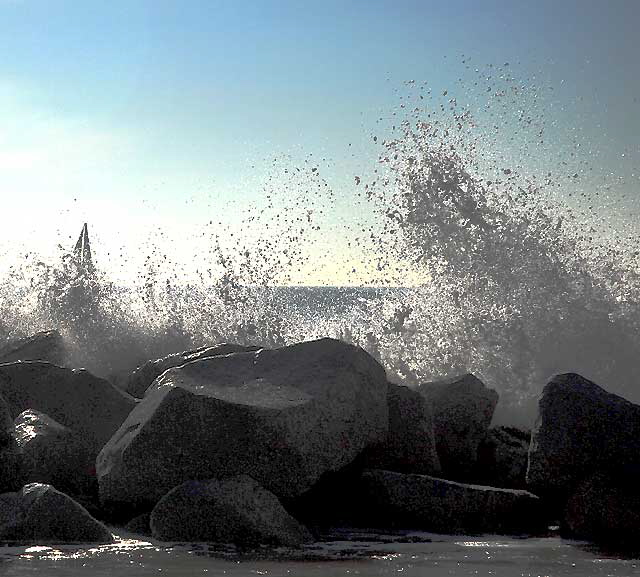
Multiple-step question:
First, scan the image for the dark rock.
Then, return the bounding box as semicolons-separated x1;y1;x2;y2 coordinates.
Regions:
0;361;136;459
0;330;66;366
0;396;23;493
360;382;440;475
0;483;113;543
527;373;640;504
417;373;498;481
125;343;262;398
97;338;388;513
476;426;530;489
125;512;151;536
150;475;312;546
564;469;640;546
358;469;546;535
12;410;94;495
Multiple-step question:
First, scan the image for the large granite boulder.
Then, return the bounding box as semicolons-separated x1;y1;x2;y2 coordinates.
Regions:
0;483;113;543
475;427;530;489
13;410;94;495
0;361;136;458
97;338;388;513
0;330;66;366
358;469;545;535
417;373;498;481
564;469;640;546
527;373;640;503
126;343;262;398
150;475;312;546
361;382;440;475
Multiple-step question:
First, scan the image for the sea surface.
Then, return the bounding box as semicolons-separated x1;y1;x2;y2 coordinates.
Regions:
2;530;639;577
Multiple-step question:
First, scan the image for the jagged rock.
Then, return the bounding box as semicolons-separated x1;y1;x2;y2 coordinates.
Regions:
417;373;498;481
125;343;262;398
12;410;94;495
527;373;640;504
0;483;113;543
358;469;545;535
97;338;388;513
0;361;136;459
476;426;530;489
150;476;312;546
0;396;23;493
360;382;440;475
0;330;66;366
125;512;151;536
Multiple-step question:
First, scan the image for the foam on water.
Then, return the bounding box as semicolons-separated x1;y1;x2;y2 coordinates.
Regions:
1;61;639;426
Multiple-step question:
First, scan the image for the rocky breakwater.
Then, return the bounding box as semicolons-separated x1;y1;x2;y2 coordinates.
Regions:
97;338;389;515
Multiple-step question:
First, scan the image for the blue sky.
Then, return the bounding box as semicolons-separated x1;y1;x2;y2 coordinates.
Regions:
0;0;638;284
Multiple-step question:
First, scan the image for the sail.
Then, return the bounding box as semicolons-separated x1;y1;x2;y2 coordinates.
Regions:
73;223;94;272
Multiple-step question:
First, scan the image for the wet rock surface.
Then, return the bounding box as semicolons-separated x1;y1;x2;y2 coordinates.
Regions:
0;330;66;366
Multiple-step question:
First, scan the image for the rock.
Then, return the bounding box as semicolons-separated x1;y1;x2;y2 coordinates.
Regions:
417;373;498;481
358;469;545;535
0;361;136;458
360;382;440;475
0;396;23;493
475;426;530;489
527;373;640;504
97;338;388;513
125;512;151;536
0;483;113;543
563;469;640;546
12;410;94;495
126;343;262;398
150;476;312;546
0;330;66;366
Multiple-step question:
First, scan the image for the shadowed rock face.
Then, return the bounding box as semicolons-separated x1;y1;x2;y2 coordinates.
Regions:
360;382;441;475
357;469;546;535
527;372;640;503
0;483;113;544
417;373;498;481
564;469;640;546
0;330;66;366
0;395;22;493
150;476;313;546
97;338;389;513
125;343;262;399
0;361;136;457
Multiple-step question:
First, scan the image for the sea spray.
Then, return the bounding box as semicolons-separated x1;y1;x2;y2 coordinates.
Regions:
0;63;638;426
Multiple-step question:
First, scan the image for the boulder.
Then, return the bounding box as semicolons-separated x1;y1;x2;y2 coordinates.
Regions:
475;426;530;489
126;343;262;398
0;483;113;543
150;476;312;546
360;382;440;475
125;512;151;536
0;395;23;493
0;361;136;458
358;469;545;535
13;410;94;495
0;330;66;366
97;338;388;513
417;373;498;481
564;468;640;546
527;373;640;503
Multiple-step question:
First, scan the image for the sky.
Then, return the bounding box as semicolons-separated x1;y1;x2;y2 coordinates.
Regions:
0;0;638;285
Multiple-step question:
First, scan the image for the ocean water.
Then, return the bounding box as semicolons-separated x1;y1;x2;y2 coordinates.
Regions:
2;532;639;577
